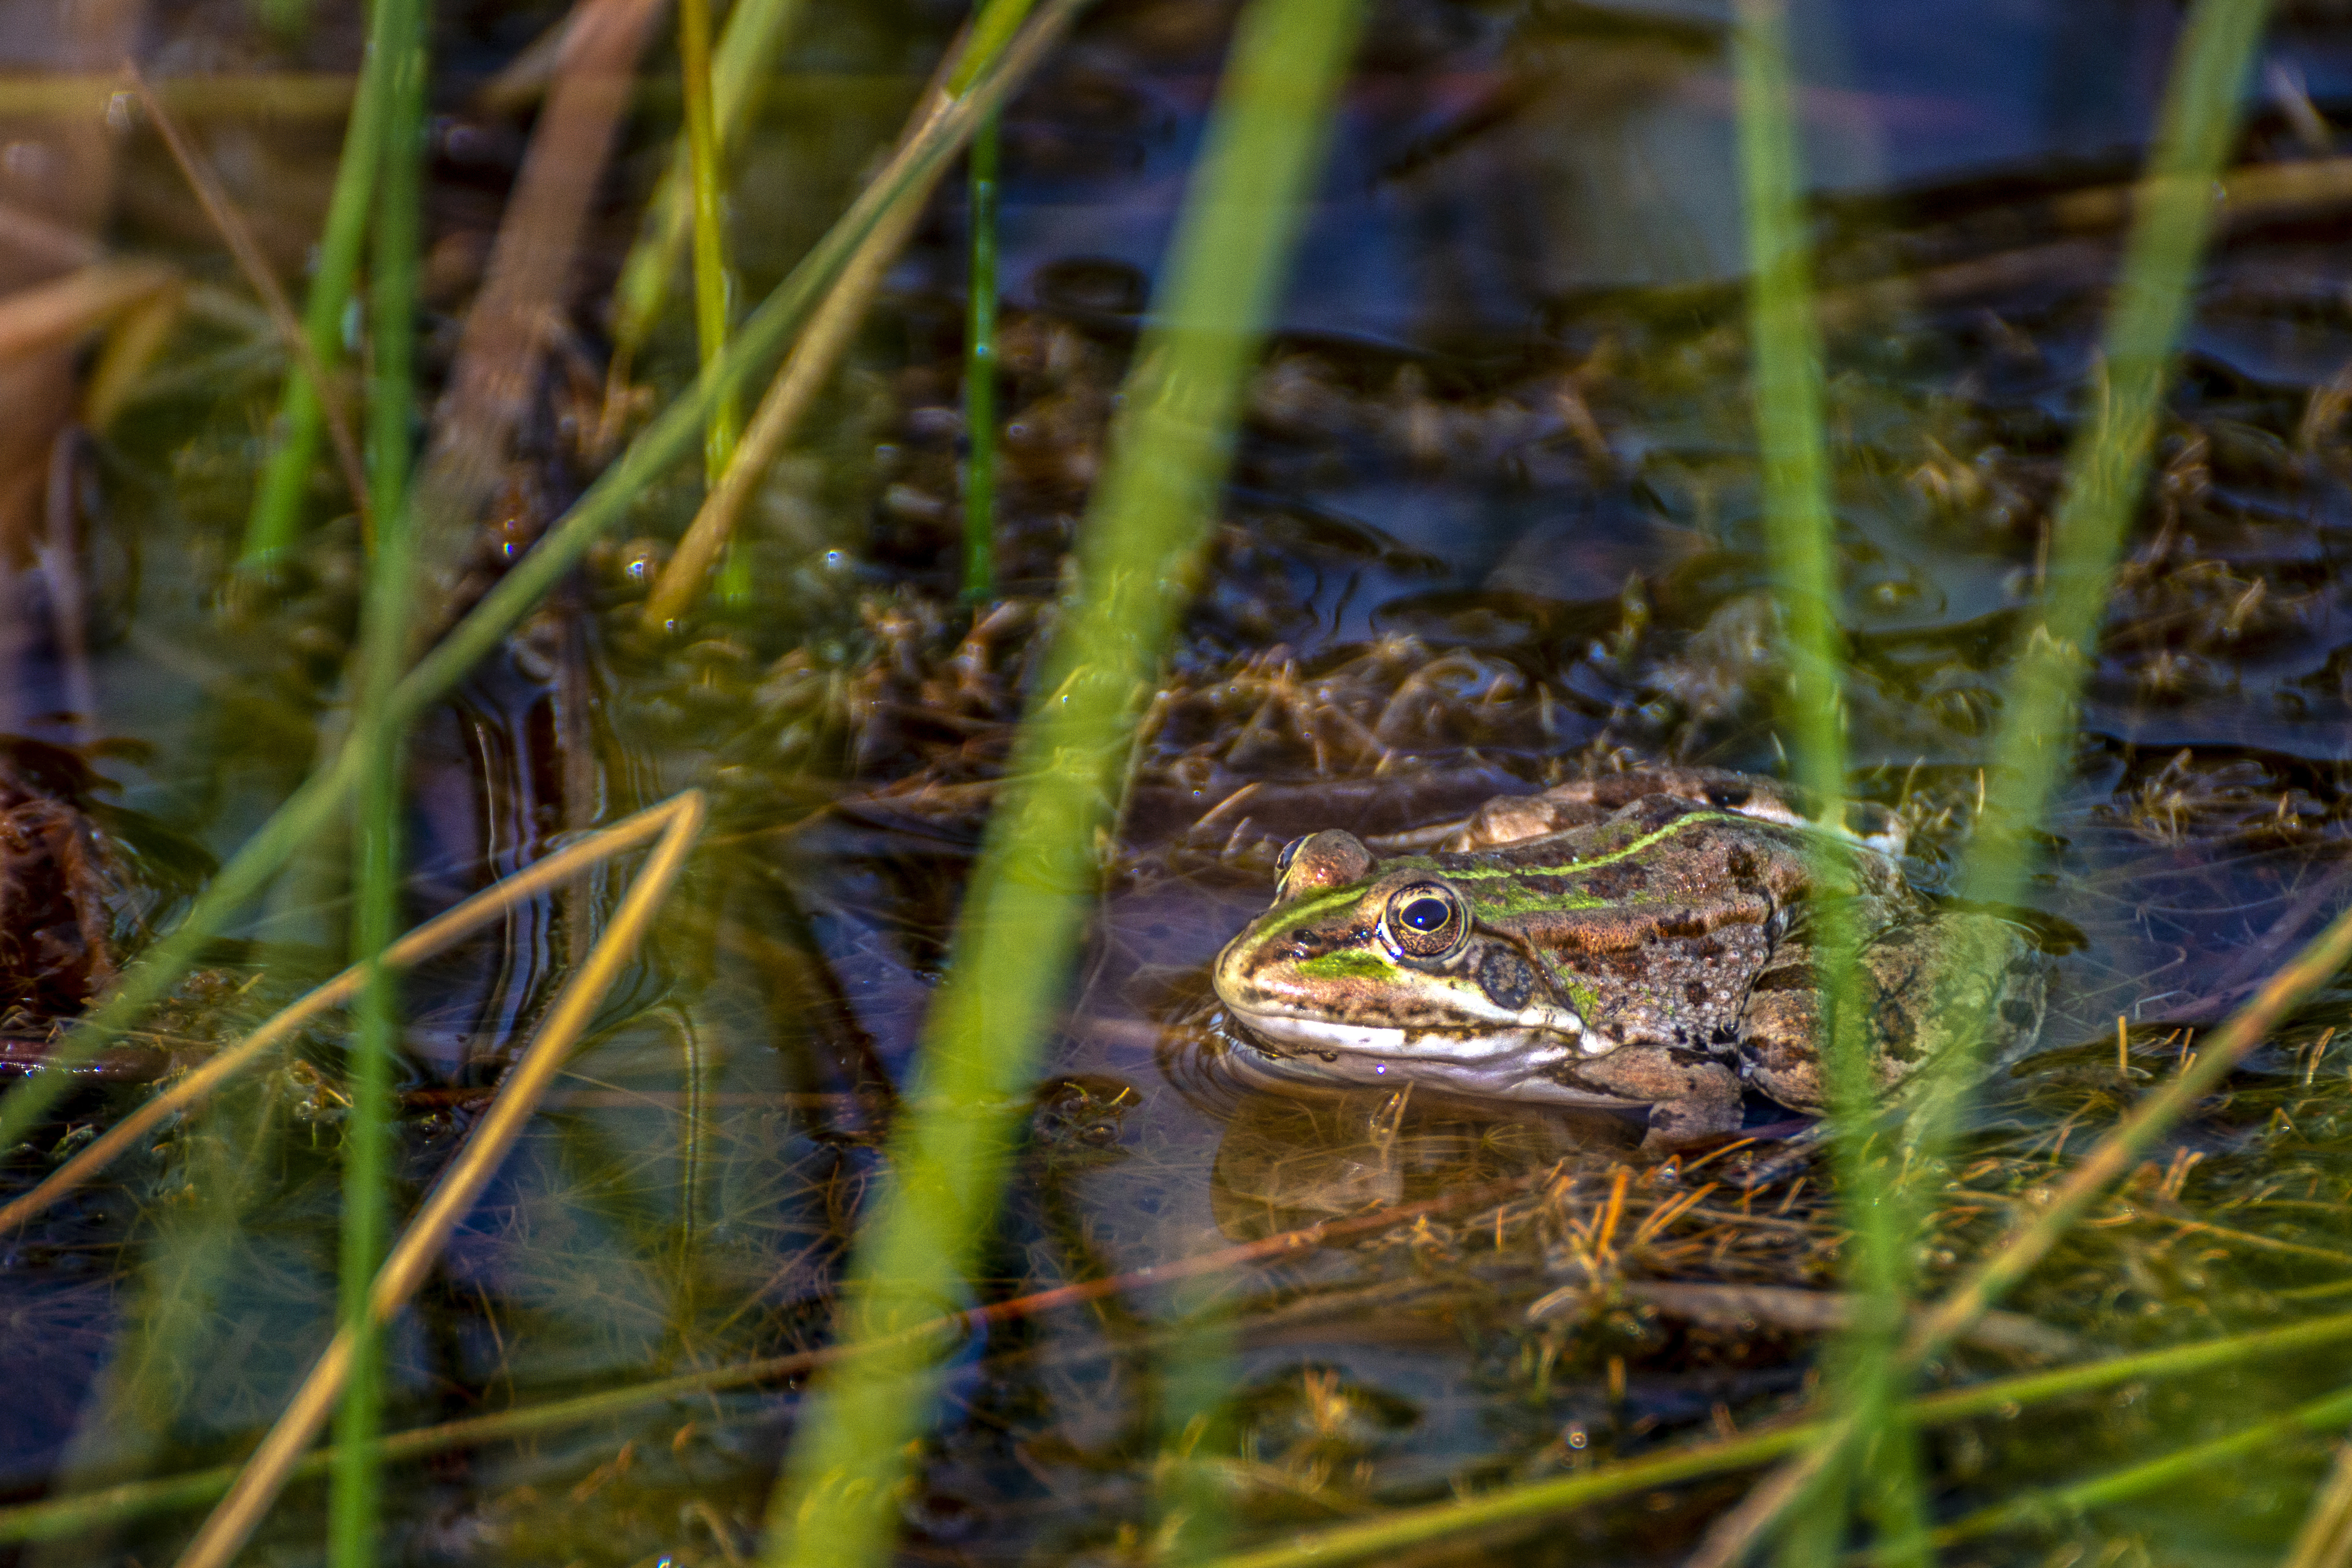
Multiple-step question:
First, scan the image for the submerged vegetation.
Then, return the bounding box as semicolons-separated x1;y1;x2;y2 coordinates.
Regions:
3;0;2352;1564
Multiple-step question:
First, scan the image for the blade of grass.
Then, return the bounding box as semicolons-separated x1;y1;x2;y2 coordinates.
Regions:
2282;1439;2352;1568
328;1;426;1557
170;790;707;1568
961;110;999;603
0;0;1081;1154
640;0;1045;629
126;62;373;547
638;162;936;628
1920;1381;2352;1552
606;0;808;375
1733;0;1842;845
678;0;749;609
678;0;738;484
1935;0;2277;1108
1711;2;2276;1558
237;0;397;572
753;0;1366;1562
1732;5;1911;1559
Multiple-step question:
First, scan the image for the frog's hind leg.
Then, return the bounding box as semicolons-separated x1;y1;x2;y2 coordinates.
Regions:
1740;913;2050;1117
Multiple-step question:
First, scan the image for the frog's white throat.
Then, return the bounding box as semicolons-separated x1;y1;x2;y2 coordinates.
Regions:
1221;1008;1624;1106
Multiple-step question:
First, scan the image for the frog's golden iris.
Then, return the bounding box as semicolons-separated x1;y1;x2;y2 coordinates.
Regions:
1381;885;1466;961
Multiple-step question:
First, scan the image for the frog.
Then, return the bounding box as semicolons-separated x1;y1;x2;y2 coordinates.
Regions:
1209;766;2050;1154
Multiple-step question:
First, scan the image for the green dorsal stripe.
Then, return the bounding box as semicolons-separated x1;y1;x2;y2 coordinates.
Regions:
1265;882;1378;927
1438;810;1733;883
1247;809;1739;926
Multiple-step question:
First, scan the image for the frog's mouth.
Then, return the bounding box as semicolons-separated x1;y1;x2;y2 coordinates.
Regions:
1218;1006;1634;1107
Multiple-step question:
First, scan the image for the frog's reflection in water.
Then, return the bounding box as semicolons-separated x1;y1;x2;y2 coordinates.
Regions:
1173;1032;1643;1242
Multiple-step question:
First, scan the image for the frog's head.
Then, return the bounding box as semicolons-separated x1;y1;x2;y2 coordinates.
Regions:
1210;829;1596;1097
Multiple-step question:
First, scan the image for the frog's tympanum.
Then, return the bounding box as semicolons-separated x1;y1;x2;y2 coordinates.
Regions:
1210;767;2049;1153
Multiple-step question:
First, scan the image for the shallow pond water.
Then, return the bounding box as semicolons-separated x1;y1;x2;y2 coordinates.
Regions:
4;0;2352;1564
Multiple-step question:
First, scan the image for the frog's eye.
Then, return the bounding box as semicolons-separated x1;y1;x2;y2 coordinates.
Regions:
1274;837;1305;879
1381;884;1467;960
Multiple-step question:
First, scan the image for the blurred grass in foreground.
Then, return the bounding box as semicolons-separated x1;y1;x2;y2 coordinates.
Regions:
962;109;1001;603
329;0;427;1556
1726;3;1917;1562
754;0;1367;1561
1730;0;2279;1563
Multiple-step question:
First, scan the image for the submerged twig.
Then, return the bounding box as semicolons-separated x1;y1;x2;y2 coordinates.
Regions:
419;0;668;571
0;259;178;361
170;789;707;1568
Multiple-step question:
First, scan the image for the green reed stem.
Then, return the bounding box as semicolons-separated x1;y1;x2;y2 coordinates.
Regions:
679;0;749;609
961;111;1000;603
1733;0;1841;807
754;1;1364;1563
0;0;1083;1162
1920;1381;2352;1553
1763;3;2278;1555
328;2;425;1561
680;0;738;485
1731;5;1911;1560
237;0;396;570
1815;5;2274;1537
609;0;808;371
1722;4;2275;1560
1936;0;2275;1093
949;0;1041;94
